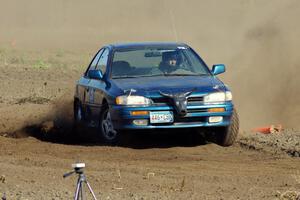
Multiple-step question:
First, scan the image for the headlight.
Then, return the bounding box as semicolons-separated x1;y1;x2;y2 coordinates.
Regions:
204;91;232;104
116;95;152;105
225;91;232;101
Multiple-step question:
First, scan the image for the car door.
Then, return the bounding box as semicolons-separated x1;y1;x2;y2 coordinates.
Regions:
77;49;104;121
86;48;110;124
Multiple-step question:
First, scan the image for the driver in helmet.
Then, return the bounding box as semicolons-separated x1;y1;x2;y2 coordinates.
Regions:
159;51;180;73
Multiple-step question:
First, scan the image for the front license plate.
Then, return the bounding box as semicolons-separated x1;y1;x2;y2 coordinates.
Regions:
150;111;174;123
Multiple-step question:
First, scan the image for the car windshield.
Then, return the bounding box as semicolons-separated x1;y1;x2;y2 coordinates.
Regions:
111;46;210;78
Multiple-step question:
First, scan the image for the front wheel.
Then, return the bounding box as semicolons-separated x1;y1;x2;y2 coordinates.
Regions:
216;109;239;146
201;109;239;147
100;106;119;144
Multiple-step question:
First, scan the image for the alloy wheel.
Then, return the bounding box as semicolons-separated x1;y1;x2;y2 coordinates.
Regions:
101;109;117;141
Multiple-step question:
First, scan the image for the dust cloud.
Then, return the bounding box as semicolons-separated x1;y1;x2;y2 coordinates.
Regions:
0;0;299;129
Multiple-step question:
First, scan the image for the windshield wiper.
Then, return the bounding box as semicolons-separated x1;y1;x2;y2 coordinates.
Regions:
112;73;207;79
163;73;208;76
113;74;165;79
137;74;165;77
112;75;139;79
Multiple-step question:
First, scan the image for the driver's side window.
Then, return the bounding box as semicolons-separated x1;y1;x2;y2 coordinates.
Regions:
85;49;104;76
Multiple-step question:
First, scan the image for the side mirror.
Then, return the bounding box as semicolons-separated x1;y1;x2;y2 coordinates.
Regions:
88;70;103;80
211;64;225;75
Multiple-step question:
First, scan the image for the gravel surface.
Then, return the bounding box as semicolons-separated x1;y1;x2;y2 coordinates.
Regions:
239;129;300;157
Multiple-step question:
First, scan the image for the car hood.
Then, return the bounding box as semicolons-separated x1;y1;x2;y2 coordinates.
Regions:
110;76;226;97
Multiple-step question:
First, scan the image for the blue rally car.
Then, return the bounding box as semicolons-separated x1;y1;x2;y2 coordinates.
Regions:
74;42;239;146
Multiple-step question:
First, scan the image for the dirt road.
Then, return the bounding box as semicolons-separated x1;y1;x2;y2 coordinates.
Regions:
0;133;299;200
0;132;300;199
0;51;299;199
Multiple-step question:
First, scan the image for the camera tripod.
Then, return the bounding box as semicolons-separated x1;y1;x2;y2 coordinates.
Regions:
63;164;98;200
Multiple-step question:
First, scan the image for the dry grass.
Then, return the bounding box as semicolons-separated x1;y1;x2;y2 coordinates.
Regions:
0;47;90;71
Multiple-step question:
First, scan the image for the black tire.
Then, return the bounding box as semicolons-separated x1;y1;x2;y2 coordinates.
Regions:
99;105;120;145
72;100;85;137
215;108;239;146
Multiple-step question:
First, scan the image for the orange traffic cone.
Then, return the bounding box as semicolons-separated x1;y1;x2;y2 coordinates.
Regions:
252;124;282;134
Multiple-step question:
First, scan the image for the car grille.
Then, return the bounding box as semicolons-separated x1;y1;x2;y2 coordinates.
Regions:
188;96;204;103
151;96;204;105
152;97;169;104
174;116;206;123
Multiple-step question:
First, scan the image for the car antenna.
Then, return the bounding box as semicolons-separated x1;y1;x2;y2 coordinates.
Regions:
163;0;178;42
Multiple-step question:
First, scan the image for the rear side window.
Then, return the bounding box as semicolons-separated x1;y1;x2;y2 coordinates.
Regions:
96;48;109;74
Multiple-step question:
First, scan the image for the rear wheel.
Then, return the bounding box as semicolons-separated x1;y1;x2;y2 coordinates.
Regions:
100;106;119;144
74;101;83;122
73;100;85;137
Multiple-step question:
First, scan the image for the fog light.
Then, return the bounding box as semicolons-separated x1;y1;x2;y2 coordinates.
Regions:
208;107;225;112
209;116;223;123
133;119;148;126
130;111;149;116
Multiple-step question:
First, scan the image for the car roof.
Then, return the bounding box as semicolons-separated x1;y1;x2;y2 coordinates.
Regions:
107;42;189;50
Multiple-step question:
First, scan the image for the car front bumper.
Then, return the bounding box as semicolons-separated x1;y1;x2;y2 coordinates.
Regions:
110;103;234;130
